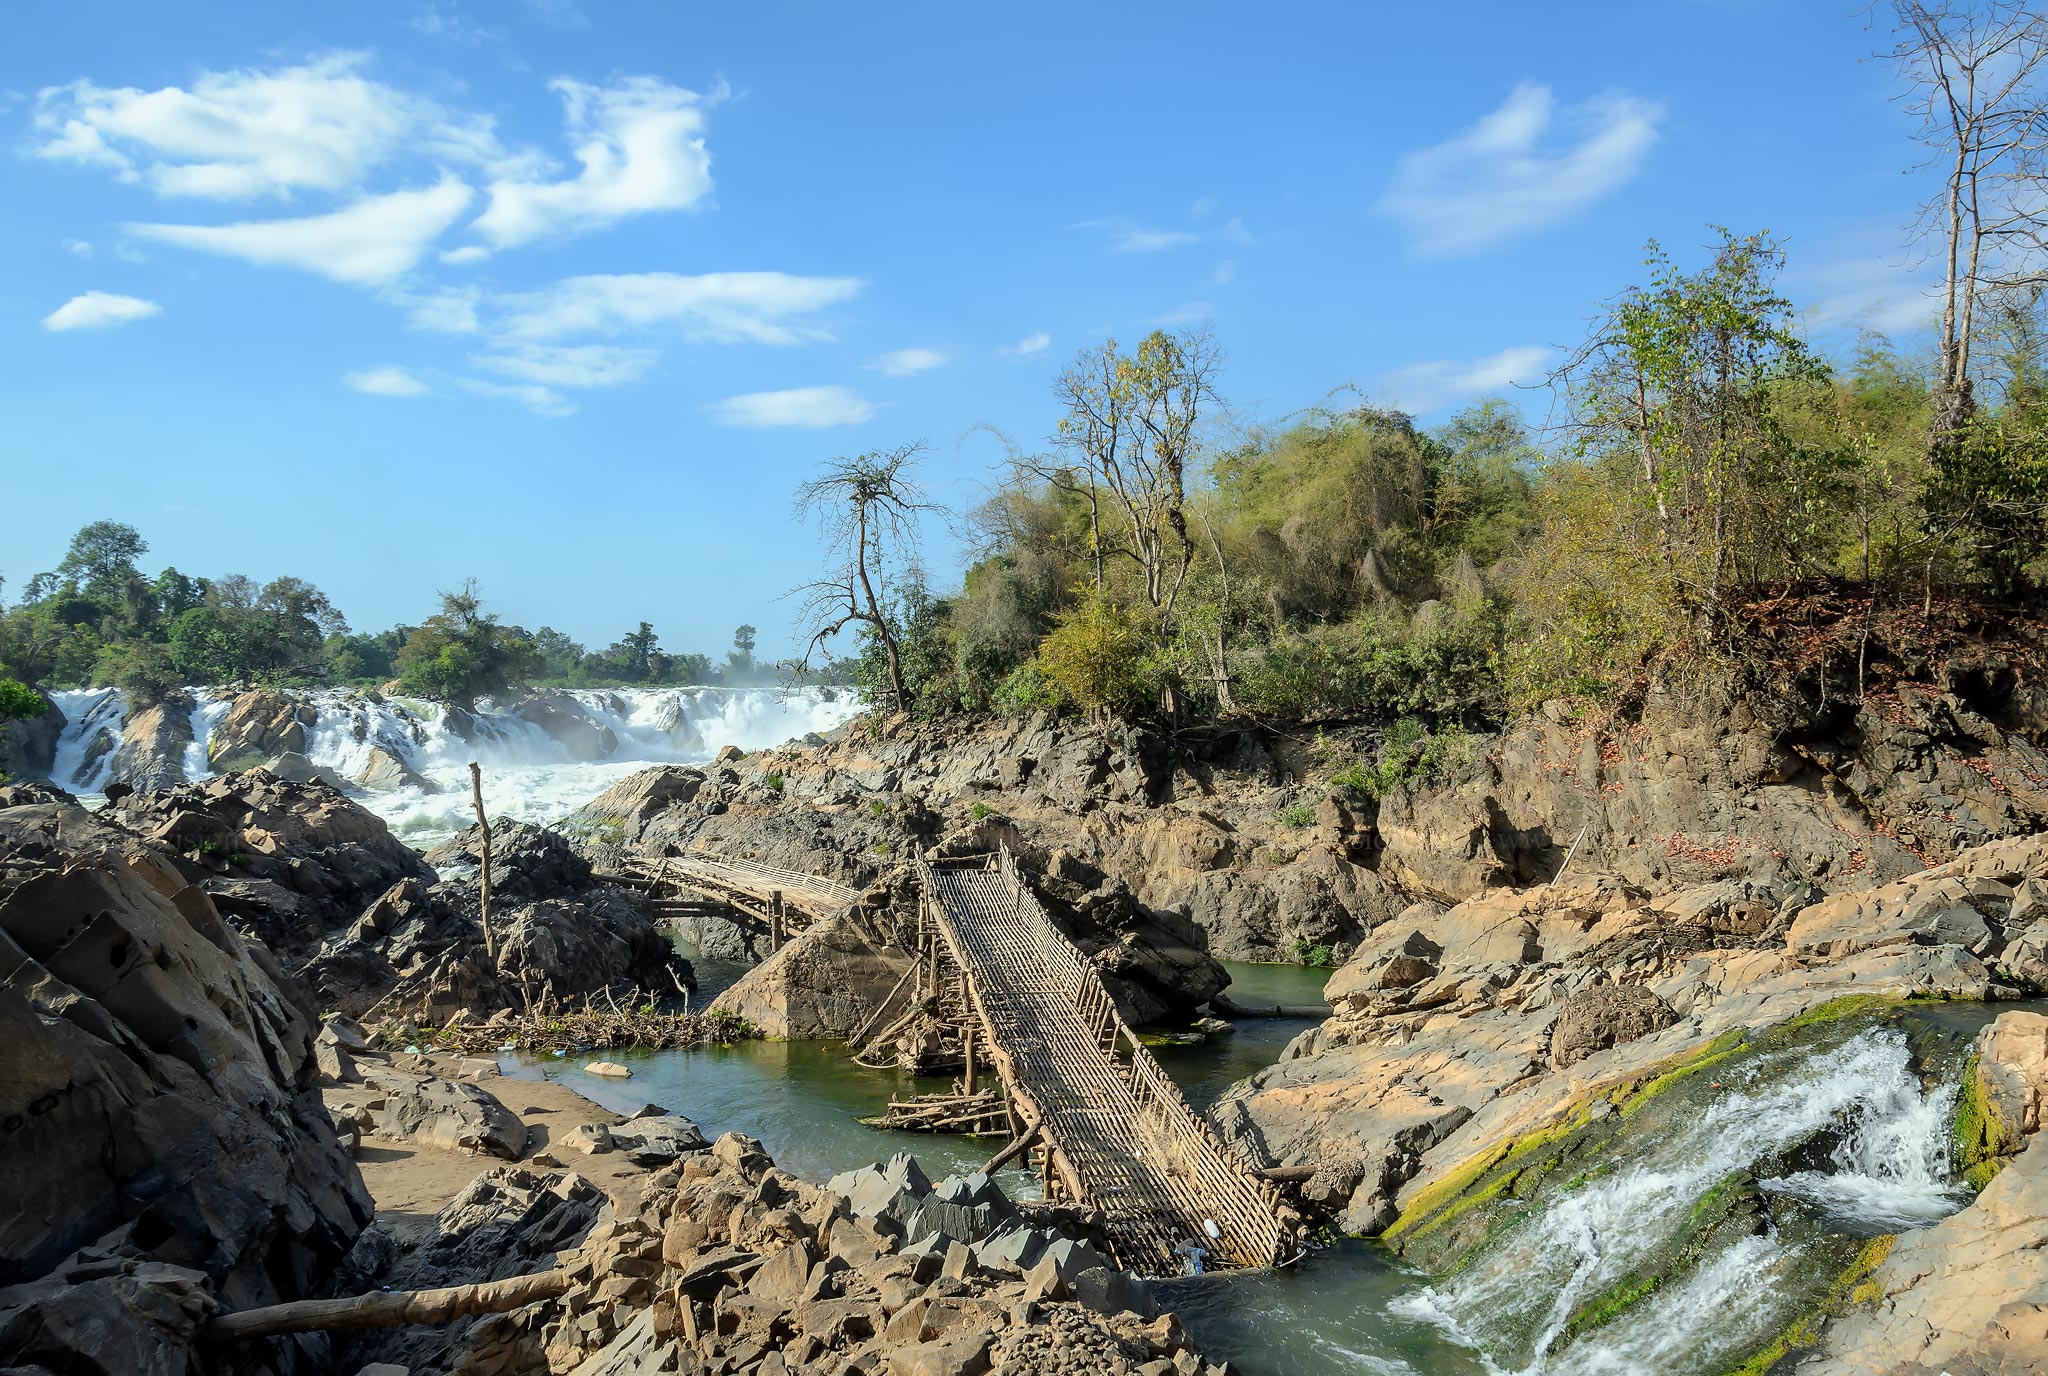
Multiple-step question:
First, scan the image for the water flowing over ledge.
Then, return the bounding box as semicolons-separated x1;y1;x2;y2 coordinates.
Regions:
44;684;862;844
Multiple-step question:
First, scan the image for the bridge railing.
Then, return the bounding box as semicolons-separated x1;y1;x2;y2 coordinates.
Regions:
987;847;1290;1267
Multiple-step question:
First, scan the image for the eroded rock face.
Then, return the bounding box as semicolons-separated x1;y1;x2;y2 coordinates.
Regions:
1803;1135;2048;1376
0;697;64;780
513;690;619;760
109;691;195;793
0;791;371;1373
1548;981;1678;1069
206;689;317;773
1209;832;2048;1234
114;768;435;960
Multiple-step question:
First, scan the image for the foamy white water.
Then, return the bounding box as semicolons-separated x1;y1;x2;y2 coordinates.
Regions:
1394;1030;1964;1375
43;683;861;844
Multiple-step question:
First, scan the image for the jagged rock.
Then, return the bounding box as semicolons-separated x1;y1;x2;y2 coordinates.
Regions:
1803;1135;2048;1376
367;1070;529;1160
109;692;195;792
1548;981;1678;1068
206;689;317;772
116;768;435;960
513;690;619;760
0;696;64;781
0;791;371;1372
608;1114;708;1167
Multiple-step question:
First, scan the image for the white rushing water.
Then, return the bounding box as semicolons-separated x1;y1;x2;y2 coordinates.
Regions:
43;684;862;843
1393;1029;1965;1375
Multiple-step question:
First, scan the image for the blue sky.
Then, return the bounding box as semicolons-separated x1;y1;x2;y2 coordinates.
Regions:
3;1;1939;658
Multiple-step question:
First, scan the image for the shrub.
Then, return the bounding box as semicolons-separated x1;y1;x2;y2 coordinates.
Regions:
1275;801;1317;828
1035;594;1154;717
763;771;785;791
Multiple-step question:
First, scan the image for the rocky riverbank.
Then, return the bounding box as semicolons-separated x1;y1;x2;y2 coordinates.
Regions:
0;772;1237;1376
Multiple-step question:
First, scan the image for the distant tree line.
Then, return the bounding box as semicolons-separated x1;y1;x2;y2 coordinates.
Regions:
0;525;795;714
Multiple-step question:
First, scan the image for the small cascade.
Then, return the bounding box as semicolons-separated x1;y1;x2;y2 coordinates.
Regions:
1392;1029;1968;1376
48;688;126;792
181;690;232;781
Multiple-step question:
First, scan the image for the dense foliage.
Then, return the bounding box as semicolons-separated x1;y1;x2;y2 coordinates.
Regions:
815;234;2048;737
0;526;797;706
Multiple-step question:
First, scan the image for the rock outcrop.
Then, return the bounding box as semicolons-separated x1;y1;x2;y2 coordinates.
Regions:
0;788;372;1374
1209;831;2048;1232
109;691;195;793
0;696;63;780
115;768;435;960
206;689;317;772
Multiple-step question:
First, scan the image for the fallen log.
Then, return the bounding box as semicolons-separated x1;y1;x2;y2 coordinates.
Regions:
207;1267;576;1341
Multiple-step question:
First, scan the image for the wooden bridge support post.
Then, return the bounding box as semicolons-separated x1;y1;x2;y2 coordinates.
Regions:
963;1022;977;1096
771;891;785;951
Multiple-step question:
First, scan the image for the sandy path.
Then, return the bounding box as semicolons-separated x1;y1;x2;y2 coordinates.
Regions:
324;1053;661;1245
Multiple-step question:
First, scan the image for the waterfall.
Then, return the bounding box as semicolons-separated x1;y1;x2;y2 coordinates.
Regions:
35;683;862;842
1393;1029;1966;1375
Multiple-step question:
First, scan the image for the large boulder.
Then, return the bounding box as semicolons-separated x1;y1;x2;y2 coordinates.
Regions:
367;1070;529;1160
0;791;372;1371
0;696;64;781
205;689;317;772
511;691;618;761
1548;981;1678;1068
116;768;436;960
109;691;195;793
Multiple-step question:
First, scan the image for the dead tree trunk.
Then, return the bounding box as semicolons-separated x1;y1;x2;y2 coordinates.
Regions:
469;760;496;961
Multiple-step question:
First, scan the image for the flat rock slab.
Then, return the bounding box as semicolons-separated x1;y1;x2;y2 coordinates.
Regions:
370;1071;528;1160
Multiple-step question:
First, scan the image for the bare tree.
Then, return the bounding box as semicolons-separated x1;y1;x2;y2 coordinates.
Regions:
1051;329;1223;712
792;442;935;711
1881;0;2048;431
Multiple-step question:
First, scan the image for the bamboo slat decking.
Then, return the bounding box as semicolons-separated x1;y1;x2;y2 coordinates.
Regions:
625;853;858;930
918;850;1293;1273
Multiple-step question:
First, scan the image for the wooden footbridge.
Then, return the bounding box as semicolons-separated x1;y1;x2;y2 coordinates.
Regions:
615;843;1297;1271
614;853;858;948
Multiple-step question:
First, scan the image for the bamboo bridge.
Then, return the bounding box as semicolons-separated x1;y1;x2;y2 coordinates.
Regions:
632;845;1297;1272
614;853;859;948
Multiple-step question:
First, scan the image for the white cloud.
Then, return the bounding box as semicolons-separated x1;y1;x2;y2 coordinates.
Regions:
439;244;490;265
473;343;655;388
1790;256;1938;337
1000;330;1051;358
711;385;874;428
1153;301;1213;326
129;176;474;284
398;284;483;334
869;346;947;377
471;77;717;248
345;365;429;396
1380;83;1662;257
30;55;508;200
1379;344;1556;415
1211;260;1237;286
62;238;94;258
495;270;861;343
42;290;161;331
459;376;573;416
1115;227;1199;253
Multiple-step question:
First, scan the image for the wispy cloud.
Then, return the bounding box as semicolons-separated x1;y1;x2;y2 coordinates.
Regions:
345;365;429;396
494;271;861;344
1379;344;1555;414
62;238;93;258
472;343;656;388
1786;251;1938;337
42;290;160;331
1380;83;1662;257
459;376;573;416
467;77;720;251
999;330;1051;358
31;53;519;200
129;177;474;283
868;346;947;377
710;384;874;428
1152;301;1213;326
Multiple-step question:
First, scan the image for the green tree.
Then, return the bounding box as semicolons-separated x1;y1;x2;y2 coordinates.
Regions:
728;624;758;679
53;520;148;600
395;581;538;711
0;678;48;780
1035;593;1152;718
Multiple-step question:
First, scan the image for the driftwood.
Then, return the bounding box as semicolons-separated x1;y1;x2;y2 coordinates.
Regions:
978;1120;1042;1176
469;761;496;961
859;1088;1010;1135
207;1266;574;1341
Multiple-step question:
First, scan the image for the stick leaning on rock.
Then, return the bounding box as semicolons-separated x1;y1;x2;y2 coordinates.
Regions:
470;760;495;961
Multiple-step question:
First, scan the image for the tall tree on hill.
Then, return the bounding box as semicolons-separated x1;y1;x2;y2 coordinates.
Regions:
793;442;934;711
395;581;538;712
1881;0;2048;434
